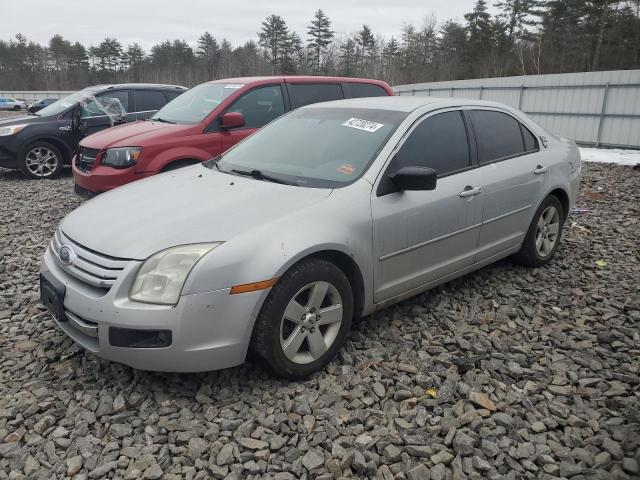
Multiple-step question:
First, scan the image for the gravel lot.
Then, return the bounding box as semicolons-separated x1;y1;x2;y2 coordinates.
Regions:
0;163;638;480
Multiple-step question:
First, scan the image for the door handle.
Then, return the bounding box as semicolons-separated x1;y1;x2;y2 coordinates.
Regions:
459;186;483;198
534;165;549;174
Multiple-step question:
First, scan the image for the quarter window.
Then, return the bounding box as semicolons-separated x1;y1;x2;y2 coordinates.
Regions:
471;110;530;163
288;83;343;109
135;90;167;112
347;83;388;98
521;124;538;151
226;85;285;129
393;111;470;176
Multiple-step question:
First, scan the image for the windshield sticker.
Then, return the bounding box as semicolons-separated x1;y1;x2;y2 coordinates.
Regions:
338;164;355;175
224;84;244;89
342;117;384;133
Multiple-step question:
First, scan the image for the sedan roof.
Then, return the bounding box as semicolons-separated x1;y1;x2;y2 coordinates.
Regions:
303;95;512;113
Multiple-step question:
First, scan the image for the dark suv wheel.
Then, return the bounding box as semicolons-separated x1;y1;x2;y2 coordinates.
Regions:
20;141;64;179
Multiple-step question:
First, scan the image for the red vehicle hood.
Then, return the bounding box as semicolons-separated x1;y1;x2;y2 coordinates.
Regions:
80;120;197;149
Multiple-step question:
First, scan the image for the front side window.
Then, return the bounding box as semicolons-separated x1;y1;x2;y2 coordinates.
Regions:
152;83;239;125
213;107;407;188
471;110;529;163
288;83;344;109
82;91;130;118
225;85;285;129
393;111;470;176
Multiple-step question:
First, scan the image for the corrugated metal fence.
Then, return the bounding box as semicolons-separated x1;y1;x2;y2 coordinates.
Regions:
0;91;75;102
393;69;640;149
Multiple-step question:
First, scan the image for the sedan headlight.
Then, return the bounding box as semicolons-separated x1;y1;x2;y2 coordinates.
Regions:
102;147;142;169
130;243;222;305
0;124;28;137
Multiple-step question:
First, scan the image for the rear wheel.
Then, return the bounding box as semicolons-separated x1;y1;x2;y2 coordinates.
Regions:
12;105;20;111
20;142;64;179
513;195;564;267
251;258;353;379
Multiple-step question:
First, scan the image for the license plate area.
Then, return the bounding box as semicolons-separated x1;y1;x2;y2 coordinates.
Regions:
40;272;66;322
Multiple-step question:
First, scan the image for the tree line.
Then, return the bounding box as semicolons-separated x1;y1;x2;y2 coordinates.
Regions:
1;0;638;91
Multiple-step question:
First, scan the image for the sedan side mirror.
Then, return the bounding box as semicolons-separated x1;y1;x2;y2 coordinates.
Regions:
221;112;245;129
390;166;437;191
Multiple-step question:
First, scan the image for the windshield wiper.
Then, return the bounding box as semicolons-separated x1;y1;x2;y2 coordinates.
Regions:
153;117;175;124
230;168;294;185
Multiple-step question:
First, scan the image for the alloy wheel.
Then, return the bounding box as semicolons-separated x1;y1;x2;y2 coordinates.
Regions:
25;147;59;178
535;205;560;257
279;281;343;364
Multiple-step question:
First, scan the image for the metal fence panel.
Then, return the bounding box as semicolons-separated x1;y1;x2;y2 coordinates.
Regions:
0;91;75;102
393;69;640;148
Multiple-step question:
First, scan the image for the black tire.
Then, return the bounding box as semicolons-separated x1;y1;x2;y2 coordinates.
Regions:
513;195;564;267
251;258;353;379
13;105;20;111
20;141;64;179
160;160;199;172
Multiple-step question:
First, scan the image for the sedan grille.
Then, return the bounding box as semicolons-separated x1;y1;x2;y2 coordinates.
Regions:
51;230;131;289
75;147;100;172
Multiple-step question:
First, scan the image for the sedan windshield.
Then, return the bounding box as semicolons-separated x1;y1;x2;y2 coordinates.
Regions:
151;83;240;124
35;88;100;117
214;107;407;188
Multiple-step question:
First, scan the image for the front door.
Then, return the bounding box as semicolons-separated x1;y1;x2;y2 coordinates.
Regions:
219;85;285;152
372;110;484;303
81;90;134;137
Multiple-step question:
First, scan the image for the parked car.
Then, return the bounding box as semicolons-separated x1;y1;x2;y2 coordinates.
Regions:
0;97;27;111
41;96;581;378
0;84;186;179
28;98;58;113
73;76;393;197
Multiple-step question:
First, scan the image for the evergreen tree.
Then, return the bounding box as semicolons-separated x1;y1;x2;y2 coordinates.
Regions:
258;15;289;73
306;9;334;73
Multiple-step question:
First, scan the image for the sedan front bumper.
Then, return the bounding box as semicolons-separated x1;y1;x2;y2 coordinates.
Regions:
41;246;262;372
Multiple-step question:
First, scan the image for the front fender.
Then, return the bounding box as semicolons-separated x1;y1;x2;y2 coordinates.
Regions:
141;146;216;173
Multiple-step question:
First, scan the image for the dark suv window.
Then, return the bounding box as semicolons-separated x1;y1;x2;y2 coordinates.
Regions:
471;110;535;163
135;90;167;112
226;85;285;129
81;90;130;118
393;111;470;176
288;83;343;109
347;83;388;98
164;90;183;102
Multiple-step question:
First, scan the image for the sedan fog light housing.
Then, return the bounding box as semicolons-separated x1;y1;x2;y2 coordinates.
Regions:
102;147;142;169
129;243;222;305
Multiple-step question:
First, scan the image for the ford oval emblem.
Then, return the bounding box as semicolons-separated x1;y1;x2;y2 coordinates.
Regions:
58;245;75;266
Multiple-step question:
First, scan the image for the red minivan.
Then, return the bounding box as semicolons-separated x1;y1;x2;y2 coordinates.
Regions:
73;76;394;196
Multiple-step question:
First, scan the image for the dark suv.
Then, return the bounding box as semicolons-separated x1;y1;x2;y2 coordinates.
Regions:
0;83;186;179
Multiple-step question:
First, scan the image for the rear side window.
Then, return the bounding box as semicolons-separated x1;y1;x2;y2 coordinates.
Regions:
347;83;388;98
164;91;183;102
226;85;285;129
288;83;343;109
135;90;167;112
394;111;470;176
471;110;529;163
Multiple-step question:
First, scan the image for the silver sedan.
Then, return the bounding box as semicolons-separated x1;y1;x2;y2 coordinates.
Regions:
40;97;581;378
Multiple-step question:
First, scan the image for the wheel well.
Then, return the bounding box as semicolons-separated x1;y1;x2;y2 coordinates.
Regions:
22;138;72;164
301;250;365;321
160;159;201;172
549;188;570;221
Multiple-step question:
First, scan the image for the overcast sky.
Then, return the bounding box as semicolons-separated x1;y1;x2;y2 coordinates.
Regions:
5;0;492;50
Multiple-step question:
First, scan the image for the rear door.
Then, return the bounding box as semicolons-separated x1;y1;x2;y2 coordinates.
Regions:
470;109;548;260
81;90;134;136
219;84;286;152
134;89;170;120
285;82;344;109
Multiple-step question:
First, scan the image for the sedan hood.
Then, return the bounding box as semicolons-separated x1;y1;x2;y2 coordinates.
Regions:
0;115;37;126
61;166;332;259
80;120;194;149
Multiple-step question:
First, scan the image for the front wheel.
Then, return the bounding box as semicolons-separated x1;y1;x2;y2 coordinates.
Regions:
20;142;64;179
513;195;564;267
250;258;353;379
13;105;20;111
